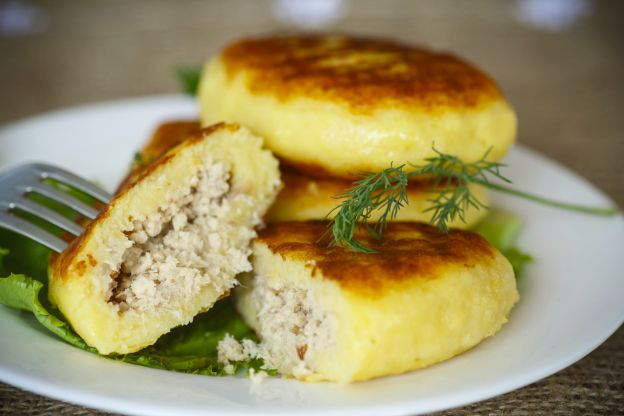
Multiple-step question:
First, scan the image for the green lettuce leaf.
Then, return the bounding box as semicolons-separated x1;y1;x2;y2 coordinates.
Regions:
0;228;51;282
0;273;96;351
473;209;533;277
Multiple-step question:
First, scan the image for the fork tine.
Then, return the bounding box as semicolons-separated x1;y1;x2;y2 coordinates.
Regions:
33;164;112;203
0;211;67;253
9;199;85;236
22;183;101;220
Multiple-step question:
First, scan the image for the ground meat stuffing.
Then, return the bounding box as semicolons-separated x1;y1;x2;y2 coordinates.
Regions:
217;334;262;375
108;161;255;313
252;282;330;378
218;279;332;379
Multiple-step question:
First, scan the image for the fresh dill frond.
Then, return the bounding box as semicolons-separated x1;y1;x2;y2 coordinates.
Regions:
320;147;618;253
175;66;201;96
319;165;409;253
416;148;510;233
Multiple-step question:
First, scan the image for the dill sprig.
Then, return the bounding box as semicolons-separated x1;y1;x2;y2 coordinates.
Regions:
320;147;618;252
416;149;510;233
320;165;409;253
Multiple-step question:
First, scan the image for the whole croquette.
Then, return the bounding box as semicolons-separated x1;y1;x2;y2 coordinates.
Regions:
49;123;281;354
265;166;489;228
199;34;517;179
234;221;519;382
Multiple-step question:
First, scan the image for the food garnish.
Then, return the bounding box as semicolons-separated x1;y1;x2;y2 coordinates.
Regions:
320;147;618;253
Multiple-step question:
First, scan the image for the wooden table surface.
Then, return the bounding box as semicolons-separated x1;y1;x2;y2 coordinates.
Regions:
0;1;622;415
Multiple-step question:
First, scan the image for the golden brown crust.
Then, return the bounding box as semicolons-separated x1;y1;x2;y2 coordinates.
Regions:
116;121;200;192
257;221;496;297
139;120;200;162
220;34;504;113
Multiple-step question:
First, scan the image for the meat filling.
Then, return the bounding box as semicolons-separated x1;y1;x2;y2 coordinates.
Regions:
108;161;255;313
218;278;332;378
253;282;331;377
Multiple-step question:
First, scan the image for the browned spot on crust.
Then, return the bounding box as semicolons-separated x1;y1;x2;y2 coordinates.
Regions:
220;34;503;113
74;260;87;276
51;212;105;281
257;221;495;297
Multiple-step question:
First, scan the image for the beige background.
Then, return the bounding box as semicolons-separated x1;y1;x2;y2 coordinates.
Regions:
0;0;622;415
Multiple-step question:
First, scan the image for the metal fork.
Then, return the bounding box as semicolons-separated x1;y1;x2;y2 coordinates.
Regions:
0;163;112;253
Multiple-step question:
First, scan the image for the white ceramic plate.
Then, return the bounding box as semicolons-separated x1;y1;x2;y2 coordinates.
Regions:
0;95;622;416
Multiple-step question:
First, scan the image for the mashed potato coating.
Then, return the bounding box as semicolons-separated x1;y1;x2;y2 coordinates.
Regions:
235;221;518;383
199;34;517;178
